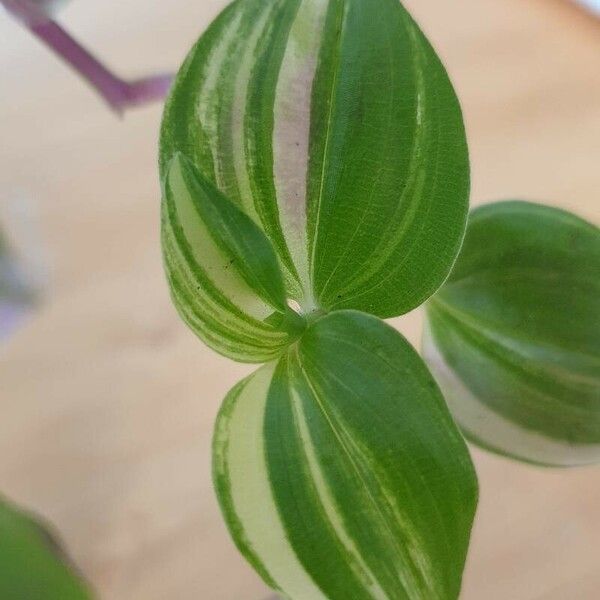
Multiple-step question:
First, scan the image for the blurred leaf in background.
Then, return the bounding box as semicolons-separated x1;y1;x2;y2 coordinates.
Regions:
0;496;93;599
0;195;46;341
574;0;600;15
0;227;39;340
424;201;600;467
29;0;69;15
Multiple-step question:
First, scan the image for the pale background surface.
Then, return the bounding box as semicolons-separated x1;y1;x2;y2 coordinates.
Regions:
0;0;599;598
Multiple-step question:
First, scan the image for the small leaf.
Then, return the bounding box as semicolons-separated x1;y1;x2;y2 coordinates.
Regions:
214;311;477;600
423;201;600;466
28;0;70;17
0;496;92;599
170;153;289;312
162;153;303;363
160;0;469;318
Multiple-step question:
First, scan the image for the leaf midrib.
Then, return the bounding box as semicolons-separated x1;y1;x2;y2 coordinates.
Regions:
293;346;433;599
309;0;348;287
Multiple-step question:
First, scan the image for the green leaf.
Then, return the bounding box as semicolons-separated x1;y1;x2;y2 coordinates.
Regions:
160;0;469;318
162;152;304;363
214;311;478;600
423;201;600;467
0;496;92;599
169;153;289;312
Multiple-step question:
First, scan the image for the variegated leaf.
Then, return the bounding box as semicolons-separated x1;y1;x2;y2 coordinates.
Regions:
214;311;477;600
423;201;600;467
160;0;469;319
0;496;92;599
162;153;304;363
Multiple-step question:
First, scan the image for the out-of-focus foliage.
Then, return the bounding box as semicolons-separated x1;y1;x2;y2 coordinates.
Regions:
424;201;600;467
0;496;93;599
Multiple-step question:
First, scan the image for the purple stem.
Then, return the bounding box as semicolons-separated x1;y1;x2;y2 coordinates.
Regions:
1;0;173;113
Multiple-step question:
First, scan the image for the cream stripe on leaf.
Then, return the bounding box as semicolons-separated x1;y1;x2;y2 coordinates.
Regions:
162;153;304;363
214;311;478;599
271;0;330;305
160;0;469;317
161;0;307;302
213;363;327;599
423;201;600;466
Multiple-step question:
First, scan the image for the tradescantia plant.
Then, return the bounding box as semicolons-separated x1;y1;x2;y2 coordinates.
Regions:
159;0;599;598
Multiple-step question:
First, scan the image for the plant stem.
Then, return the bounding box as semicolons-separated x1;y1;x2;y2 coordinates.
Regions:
1;0;173;113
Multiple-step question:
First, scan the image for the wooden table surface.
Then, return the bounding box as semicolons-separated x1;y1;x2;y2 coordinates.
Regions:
1;1;599;598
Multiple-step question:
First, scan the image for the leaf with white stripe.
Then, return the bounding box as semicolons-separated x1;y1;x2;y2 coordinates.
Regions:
162;153;304;363
423;201;600;466
160;0;469;317
214;310;478;600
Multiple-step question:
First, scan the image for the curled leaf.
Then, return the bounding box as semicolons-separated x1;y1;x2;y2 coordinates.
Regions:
162;153;304;363
424;201;600;466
